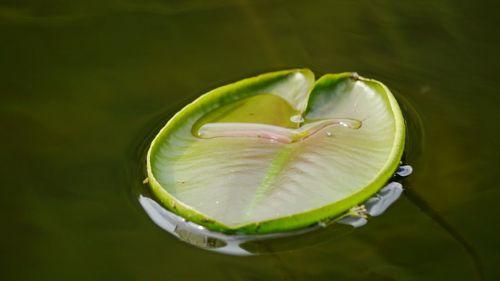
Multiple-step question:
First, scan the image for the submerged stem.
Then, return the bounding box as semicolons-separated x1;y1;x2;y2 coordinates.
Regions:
404;188;484;281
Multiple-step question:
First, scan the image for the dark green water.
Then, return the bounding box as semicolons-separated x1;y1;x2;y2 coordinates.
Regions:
1;0;499;280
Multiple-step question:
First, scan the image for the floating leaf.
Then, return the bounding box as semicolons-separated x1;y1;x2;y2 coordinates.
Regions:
147;69;405;234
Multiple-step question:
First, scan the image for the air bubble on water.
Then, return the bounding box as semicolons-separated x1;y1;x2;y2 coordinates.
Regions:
326;131;332;137
290;114;304;124
396;165;413;177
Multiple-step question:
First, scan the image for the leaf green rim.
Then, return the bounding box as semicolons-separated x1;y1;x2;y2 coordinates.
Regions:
146;69;405;234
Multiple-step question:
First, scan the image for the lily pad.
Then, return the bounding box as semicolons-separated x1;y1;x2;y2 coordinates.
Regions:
147;69;405;234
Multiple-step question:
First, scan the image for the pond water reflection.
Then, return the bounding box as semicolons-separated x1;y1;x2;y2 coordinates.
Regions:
0;0;499;280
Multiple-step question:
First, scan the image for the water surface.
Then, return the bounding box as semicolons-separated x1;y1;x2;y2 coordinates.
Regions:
1;0;499;280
